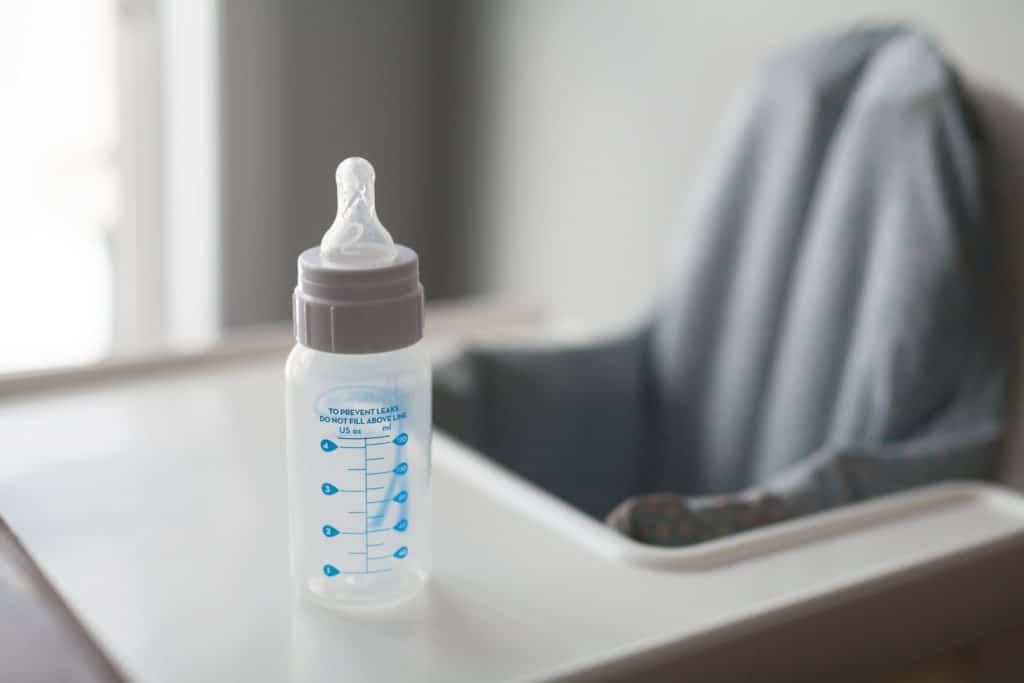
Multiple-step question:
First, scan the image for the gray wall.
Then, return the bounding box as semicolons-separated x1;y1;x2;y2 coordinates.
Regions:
216;1;1024;331
218;0;471;328
458;0;1024;329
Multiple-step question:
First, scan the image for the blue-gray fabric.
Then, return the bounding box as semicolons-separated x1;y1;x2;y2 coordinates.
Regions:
433;27;1007;545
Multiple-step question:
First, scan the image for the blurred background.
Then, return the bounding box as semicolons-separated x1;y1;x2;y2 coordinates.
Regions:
2;0;1022;374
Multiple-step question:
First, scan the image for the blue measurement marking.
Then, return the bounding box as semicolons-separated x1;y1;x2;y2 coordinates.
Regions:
321;439;365;450
363;438;369;572
320;432;405;576
322;483;364;494
323;566;391;576
367;463;408;476
368;490;407;504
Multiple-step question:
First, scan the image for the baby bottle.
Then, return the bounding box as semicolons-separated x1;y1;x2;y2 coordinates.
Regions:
286;157;431;609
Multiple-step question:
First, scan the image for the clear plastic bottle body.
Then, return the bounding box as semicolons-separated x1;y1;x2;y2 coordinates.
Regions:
285;342;431;609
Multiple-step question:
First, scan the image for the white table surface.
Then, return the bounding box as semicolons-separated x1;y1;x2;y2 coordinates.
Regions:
2;330;1024;682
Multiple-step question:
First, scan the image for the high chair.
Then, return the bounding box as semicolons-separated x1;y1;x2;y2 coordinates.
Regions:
1;72;1023;683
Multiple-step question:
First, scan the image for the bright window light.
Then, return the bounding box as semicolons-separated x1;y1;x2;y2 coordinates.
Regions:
0;1;118;373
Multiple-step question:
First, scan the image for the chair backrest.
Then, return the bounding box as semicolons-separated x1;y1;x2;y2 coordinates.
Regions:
973;84;1024;490
651;31;1005;496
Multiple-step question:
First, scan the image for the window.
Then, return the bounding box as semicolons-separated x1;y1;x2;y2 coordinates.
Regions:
0;0;221;374
0;1;118;373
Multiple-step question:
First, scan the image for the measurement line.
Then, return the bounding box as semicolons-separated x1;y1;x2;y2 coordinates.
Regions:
349;551;367;555
367;514;385;519
367;456;385;462
348;467;365;471
368;542;384;548
367;485;385;490
367;471;390;476
341;531;365;536
349;511;365;515
364;437;369;573
335;488;363;493
365;568;391;574
367;499;387;504
331;435;392;442
367;528;389;535
368;555;390;561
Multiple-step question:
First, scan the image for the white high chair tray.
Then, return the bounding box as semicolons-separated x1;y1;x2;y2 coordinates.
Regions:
0;308;1022;682
444;438;1024;571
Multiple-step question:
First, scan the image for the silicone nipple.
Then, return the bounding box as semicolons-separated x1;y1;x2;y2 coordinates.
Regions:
320;157;397;268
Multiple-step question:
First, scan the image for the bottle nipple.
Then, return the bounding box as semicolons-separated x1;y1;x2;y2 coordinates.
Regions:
320;157;397;268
